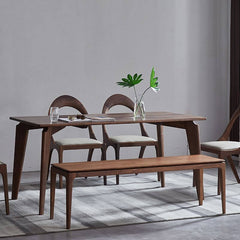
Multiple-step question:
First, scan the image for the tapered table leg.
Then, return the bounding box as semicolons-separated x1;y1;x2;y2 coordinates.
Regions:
50;167;56;219
39;127;52;215
195;168;203;205
185;121;200;155
185;121;201;188
12;123;29;200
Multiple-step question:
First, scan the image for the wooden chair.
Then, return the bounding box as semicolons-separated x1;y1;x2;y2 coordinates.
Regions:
0;161;10;215
201;105;240;183
102;94;164;185
48;95;106;187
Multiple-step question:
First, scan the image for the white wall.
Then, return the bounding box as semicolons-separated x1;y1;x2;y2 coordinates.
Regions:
0;0;230;172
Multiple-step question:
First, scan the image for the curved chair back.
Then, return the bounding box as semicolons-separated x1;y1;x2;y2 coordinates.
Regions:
102;94;148;138
219;105;240;141
48;95;88;115
102;94;134;113
49;95;96;139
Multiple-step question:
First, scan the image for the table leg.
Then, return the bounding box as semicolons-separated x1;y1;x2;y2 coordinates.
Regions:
156;124;164;156
12;123;29;200
39;127;52;215
185;121;200;154
50;167;56;220
195;168;203;205
185;121;201;188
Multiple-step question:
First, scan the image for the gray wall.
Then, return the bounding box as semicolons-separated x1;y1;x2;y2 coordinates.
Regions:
0;0;230;172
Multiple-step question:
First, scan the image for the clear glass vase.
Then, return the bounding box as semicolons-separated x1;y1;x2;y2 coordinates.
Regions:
134;98;145;119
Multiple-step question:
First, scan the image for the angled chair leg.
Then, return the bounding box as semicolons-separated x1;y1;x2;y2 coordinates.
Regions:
85;148;94;180
115;145;120;185
226;155;240;183
58;149;64;188
139;146;146;158
87;149;94;162
217;168;221;195
47;148;54;180
135;146;146;176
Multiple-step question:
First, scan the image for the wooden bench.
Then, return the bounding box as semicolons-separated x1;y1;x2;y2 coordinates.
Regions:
50;154;226;229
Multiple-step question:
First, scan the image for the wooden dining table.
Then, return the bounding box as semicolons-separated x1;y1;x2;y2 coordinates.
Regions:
10;111;206;215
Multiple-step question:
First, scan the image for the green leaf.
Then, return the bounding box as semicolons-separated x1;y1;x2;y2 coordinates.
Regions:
122;78;129;83
127;74;133;81
117;72;143;88
150;67;160;92
136;74;142;81
133;73;138;80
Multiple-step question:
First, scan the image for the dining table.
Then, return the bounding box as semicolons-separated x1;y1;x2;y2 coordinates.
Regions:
10;111;206;215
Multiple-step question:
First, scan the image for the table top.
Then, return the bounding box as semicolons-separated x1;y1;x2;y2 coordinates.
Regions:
10;111;206;128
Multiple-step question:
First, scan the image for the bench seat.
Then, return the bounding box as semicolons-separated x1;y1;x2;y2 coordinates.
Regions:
50;154;226;229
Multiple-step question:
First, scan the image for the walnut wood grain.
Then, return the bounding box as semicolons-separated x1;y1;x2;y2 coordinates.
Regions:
50;154;225;229
10;111;206;215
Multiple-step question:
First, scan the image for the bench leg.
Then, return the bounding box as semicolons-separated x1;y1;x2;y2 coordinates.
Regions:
157;172;165;187
219;164;226;214
101;147;107;185
66;174;74;229
103;176;107;185
50;167;57;220
195;169;204;205
1;164;9;215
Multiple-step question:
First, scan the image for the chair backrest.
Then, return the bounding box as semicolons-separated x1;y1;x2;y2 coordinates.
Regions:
219;105;240;141
48;95;96;139
102;94;134;113
102;94;149;138
48;95;88;115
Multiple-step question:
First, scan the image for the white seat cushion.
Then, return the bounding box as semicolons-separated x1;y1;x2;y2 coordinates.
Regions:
201;141;240;151
109;135;157;144
55;138;102;146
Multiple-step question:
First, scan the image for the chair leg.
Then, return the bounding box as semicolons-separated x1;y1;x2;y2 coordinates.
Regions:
87;149;94;162
85;149;94;180
217;168;221;195
226;155;240;183
114;145;120;185
135;147;146;176
58;149;64;188
47;148;54;180
1;165;9;215
138;146;146;158
219;164;226;214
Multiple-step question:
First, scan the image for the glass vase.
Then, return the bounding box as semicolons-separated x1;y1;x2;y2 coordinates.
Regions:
134;98;145;119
